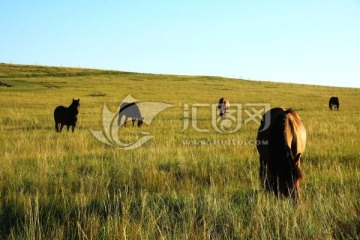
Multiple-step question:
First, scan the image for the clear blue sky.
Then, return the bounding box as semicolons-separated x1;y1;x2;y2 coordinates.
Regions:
1;0;359;87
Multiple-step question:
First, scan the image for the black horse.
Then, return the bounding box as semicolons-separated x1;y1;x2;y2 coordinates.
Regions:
329;97;339;111
54;99;80;132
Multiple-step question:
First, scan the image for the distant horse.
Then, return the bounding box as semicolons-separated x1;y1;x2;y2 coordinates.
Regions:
218;97;230;118
256;107;306;201
54;99;80;132
329;97;339;110
117;102;143;127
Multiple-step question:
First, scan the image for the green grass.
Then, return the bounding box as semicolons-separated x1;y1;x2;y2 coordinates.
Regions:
0;63;359;239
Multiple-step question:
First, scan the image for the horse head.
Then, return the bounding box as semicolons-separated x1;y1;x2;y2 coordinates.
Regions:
279;146;303;200
70;99;80;114
137;117;144;127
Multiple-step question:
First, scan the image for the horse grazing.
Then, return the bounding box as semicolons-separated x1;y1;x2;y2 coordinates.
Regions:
54;99;80;132
218;97;230;118
329;97;339;110
256;107;306;201
117;102;143;127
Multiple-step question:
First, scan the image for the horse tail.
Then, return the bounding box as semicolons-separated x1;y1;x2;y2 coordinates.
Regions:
54;112;60;132
54;109;57;132
54;107;63;132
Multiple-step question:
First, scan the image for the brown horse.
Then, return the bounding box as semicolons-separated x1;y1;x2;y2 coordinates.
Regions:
256;107;306;201
54;99;80;132
218;97;230;118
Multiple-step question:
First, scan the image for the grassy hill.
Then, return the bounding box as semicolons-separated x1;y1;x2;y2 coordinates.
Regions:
0;63;359;239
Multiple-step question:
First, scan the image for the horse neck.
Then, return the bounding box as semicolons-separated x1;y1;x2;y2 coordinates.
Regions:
270;111;289;154
68;103;78;113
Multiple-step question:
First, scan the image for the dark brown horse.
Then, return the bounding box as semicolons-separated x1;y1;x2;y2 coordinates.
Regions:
117;102;143;127
256;107;306;201
218;97;230;118
54;99;80;132
329;97;339;110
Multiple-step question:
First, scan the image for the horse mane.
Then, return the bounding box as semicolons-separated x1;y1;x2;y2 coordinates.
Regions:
69;102;76;108
120;102;136;113
285;108;303;127
286;109;306;165
270;108;301;157
274;109;304;179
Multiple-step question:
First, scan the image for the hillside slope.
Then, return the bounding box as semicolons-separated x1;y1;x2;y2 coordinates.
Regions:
0;63;359;239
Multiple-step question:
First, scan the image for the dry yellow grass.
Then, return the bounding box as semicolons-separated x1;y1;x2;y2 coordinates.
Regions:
0;63;359;239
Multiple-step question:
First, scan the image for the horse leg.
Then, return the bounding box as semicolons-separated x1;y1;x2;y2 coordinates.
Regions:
132;118;136;126
118;113;123;126
124;117;128;127
55;122;59;132
72;124;76;132
259;157;266;188
60;124;64;132
272;177;279;198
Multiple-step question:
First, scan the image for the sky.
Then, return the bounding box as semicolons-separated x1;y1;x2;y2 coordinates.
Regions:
1;0;360;87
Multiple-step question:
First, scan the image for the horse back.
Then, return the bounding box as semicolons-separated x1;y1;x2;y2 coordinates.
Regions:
54;106;66;119
256;107;286;154
257;108;306;162
119;102;142;119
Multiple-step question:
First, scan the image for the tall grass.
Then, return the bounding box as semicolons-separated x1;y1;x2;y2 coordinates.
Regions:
0;64;359;239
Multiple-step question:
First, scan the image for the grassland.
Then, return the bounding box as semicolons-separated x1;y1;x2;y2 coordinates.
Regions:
0;63;359;239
